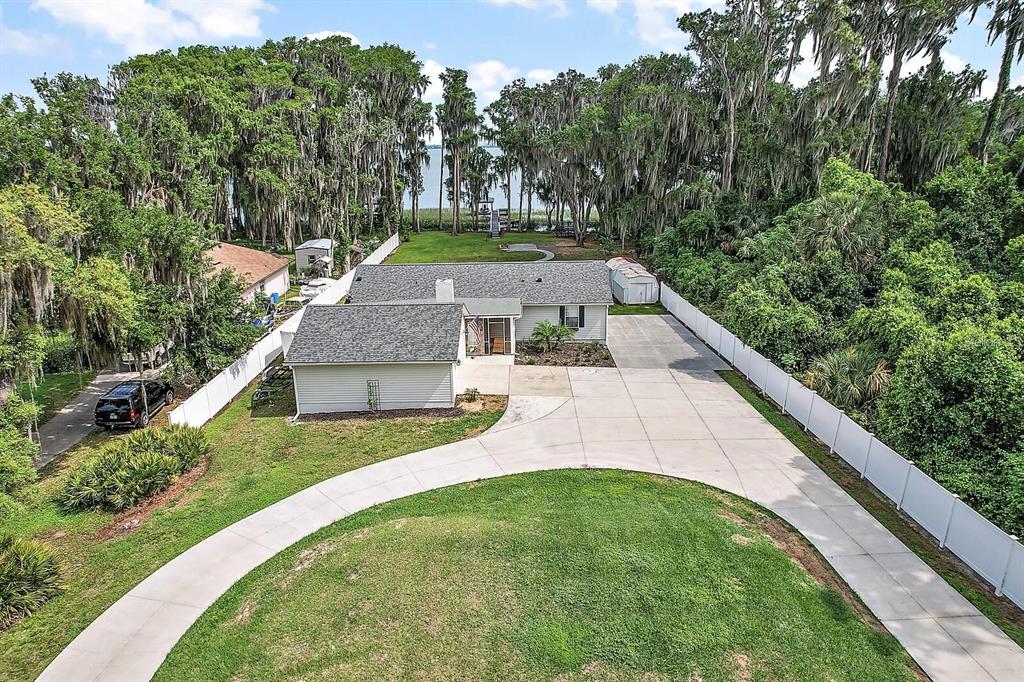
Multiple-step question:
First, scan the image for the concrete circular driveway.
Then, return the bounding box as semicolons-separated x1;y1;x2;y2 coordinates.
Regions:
40;319;1024;682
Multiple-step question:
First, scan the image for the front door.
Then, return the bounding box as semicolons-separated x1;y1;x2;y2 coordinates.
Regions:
487;319;507;354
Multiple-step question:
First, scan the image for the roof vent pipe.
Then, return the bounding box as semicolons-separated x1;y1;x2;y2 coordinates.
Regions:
435;278;455;304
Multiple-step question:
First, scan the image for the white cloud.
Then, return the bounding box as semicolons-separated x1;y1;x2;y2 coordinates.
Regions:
468;59;520;104
879;49;965;82
421;58;445;101
30;0;273;55
527;68;556;82
483;0;568;18
423;41;436;50
302;30;359;45
165;0;272;40
0;20;60;56
633;0;722;53
586;0;619;14
782;38;814;88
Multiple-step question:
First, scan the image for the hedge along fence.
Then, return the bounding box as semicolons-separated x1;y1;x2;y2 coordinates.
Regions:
168;234;400;428
660;281;1024;611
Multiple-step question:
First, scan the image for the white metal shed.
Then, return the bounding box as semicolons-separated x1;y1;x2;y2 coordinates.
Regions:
606;257;658;305
295;238;335;274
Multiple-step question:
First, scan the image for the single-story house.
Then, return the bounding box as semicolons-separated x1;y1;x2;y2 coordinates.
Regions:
285;303;465;414
284;260;613;415
207;242;291;302
347;261;613;357
295;238;334;275
606;257;658;305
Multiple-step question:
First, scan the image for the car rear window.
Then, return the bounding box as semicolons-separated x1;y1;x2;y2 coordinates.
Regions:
97;398;129;409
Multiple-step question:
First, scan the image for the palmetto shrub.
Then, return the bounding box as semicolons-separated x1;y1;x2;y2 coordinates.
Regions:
804;346;891;414
0;535;62;629
162;425;209;470
62;426;209;511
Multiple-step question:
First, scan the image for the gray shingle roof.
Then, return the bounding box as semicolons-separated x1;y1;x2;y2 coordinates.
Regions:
285;304;463;364
372;297;522;317
348;261;613;306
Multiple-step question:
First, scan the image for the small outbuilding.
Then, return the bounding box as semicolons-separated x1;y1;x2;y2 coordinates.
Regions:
606;257;658;305
285;303;465;415
295;238;335;275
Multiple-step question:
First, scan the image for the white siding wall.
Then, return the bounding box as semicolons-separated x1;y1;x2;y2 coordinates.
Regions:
516;305;608;342
295;247;330;272
244;267;291;302
293;363;454;414
612;273;659;304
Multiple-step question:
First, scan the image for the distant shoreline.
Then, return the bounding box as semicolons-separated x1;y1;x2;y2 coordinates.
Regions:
425;143;499;150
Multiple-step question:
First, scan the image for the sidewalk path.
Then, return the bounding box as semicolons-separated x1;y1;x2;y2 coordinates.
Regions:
35;370;150;469
39;365;1024;681
502;242;554;261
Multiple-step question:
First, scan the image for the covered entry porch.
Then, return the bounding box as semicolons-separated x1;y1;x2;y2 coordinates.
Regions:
466;316;517;356
461;297;522;357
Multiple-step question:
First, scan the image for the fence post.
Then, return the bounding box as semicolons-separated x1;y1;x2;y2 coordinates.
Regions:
997;537;1019;597
804;391;816;432
760;356;770;395
829;413;844;454
860;436;876;479
781;378;791;415
897;461;914;510
940;495;960;549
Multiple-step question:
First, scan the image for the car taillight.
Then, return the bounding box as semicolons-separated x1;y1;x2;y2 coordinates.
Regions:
129;409;137;421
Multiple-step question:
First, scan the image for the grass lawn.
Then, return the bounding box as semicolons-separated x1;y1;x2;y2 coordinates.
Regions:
390;230;625;264
720;370;1024;649
0;389;503;680
157;470;917;681
609;303;667;315
17;371;96;425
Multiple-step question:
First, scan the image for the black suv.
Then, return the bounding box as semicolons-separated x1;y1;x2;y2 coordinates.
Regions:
94;380;175;429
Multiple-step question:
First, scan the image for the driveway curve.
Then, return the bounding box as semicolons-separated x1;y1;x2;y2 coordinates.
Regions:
41;366;1024;682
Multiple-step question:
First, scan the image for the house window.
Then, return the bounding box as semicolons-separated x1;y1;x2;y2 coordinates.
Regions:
308;254;316;265
259;282;266;293
560;305;585;329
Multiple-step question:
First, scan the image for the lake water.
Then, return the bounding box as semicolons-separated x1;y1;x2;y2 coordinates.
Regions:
405;146;540;210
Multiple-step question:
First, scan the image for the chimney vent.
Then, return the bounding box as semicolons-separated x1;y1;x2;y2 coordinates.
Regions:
435;278;455;303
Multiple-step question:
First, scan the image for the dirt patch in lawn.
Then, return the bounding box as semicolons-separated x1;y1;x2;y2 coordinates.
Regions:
457;394;507;413
517;342;615;367
716;499;885;634
95;456;210;542
303;396;506;423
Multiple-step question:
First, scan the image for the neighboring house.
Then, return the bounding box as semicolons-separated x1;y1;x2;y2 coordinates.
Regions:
606;257;659;305
285;303;465;414
207;242;291;302
295;238;334;275
348;261;613;357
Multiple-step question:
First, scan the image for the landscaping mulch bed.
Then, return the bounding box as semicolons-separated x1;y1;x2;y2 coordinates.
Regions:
516;342;615;367
301;395;508;422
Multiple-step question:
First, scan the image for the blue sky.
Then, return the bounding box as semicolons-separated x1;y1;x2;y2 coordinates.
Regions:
2;0;1022;143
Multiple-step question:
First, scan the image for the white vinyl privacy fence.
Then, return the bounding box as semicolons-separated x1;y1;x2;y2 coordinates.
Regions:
660;281;1024;610
168;234;400;428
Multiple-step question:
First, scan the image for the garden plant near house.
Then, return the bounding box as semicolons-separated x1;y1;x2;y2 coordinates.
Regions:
530;320;575;352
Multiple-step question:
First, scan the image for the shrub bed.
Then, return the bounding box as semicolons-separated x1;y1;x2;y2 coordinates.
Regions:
516;342;615;367
62;426;209;511
0;535;62;630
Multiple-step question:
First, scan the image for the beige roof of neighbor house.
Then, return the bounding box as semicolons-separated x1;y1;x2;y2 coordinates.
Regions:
206;242;290;288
